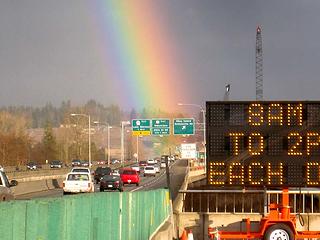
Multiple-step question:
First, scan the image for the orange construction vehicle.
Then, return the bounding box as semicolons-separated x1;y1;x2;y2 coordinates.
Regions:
208;188;320;240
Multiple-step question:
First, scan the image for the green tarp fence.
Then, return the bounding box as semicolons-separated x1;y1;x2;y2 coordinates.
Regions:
0;189;171;240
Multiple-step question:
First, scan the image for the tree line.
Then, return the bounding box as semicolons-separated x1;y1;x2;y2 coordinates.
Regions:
0;100;192;167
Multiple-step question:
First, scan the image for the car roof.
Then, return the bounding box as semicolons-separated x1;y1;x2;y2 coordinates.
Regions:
68;172;90;175
71;167;90;172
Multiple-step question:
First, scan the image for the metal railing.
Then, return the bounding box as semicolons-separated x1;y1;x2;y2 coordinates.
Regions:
179;189;320;214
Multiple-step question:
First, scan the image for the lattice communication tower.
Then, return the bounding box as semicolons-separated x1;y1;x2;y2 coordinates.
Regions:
256;26;263;100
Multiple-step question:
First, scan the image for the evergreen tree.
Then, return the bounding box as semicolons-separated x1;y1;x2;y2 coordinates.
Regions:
42;121;57;161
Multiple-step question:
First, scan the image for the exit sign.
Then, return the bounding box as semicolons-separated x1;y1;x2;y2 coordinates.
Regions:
173;118;195;135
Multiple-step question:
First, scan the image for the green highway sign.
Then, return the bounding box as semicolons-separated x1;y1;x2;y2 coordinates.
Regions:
132;119;151;136
173;118;195;135
151;119;170;136
152;128;170;135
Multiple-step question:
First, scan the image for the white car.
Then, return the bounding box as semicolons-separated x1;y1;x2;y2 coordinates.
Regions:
63;172;94;194
112;169;120;176
131;164;140;173
144;166;156;177
160;161;166;168
154;164;160;173
147;159;156;165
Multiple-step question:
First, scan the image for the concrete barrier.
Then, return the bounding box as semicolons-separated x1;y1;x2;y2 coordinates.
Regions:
12;177;64;196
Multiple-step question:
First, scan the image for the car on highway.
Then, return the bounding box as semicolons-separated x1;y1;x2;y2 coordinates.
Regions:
0;170;18;201
120;168;140;186
50;160;63;168
144;166;156;177
81;160;91;167
147;159;156;165
71;167;90;174
27;162;41;170
139;161;147;167
147;163;160;173
94;167;112;183
160;160;166;169
71;159;81;167
131;164;140;173
97;160;106;165
100;175;123;192
154;164;160;173
63;172;94;195
111;159;120;164
112;169;120;176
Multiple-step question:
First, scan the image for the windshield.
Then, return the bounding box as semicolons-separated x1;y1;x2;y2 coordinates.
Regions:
122;170;136;175
0;172;10;187
72;168;89;173
67;174;89;181
96;167;111;174
145;167;154;170
102;175;120;181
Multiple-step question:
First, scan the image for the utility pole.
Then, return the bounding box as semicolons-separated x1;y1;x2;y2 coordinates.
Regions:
256;25;263;100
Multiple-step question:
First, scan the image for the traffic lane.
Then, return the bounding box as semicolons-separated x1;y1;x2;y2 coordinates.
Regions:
14;160;186;200
15;188;63;200
15;166;172;199
137;159;188;200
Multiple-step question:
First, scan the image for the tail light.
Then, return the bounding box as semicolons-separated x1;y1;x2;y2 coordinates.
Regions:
88;183;91;188
63;182;65;187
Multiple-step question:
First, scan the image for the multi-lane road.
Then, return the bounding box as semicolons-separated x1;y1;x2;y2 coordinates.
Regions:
15;159;188;200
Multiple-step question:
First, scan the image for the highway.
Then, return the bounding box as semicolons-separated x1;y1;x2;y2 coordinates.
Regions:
15;159;188;200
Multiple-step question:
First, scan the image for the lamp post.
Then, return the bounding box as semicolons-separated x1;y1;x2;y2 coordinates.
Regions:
121;121;130;166
70;113;91;168
177;103;206;171
94;121;112;166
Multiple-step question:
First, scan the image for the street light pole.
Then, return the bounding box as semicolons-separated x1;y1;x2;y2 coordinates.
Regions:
136;135;139;162
107;125;111;166
121;121;130;166
94;121;112;166
70;113;92;168
88;114;91;168
177;103;206;172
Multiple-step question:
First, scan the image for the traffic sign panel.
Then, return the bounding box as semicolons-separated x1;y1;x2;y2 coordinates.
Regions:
132;119;151;136
151;119;170;136
151;119;170;128
173;118;195;135
132;130;151;136
152;127;170;136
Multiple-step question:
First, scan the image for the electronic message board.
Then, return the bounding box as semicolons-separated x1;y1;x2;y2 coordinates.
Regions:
206;101;320;187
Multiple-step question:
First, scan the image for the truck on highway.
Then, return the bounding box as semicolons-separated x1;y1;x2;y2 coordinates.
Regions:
0;170;18;201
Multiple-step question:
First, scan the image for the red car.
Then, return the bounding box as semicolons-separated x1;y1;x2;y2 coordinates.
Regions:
120;168;140;186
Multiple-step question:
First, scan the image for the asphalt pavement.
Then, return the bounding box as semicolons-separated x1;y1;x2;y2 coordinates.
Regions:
15;159;188;200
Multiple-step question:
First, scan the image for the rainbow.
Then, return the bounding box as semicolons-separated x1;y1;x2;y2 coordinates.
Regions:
89;1;189;111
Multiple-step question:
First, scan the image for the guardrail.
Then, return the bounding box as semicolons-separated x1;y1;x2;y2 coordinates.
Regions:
0;189;171;240
179;189;320;214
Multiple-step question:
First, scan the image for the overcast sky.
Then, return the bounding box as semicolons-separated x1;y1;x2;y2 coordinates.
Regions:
0;0;319;110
